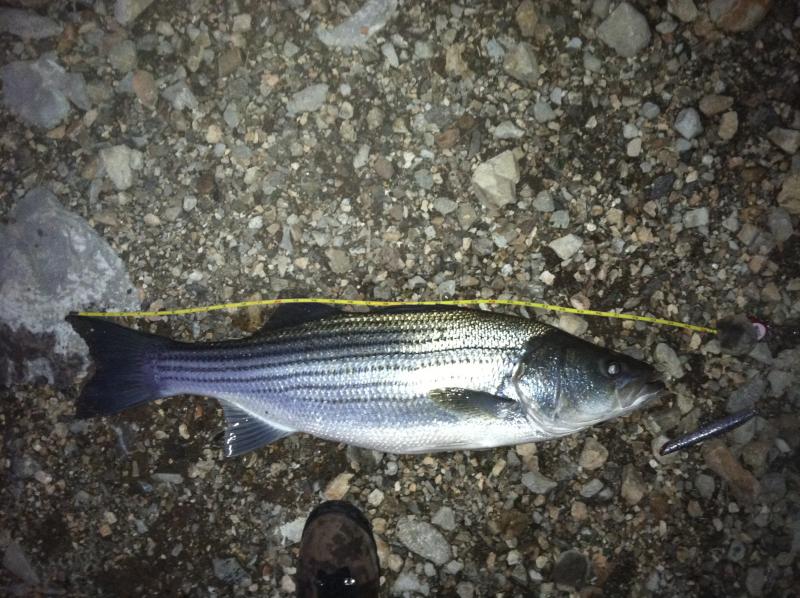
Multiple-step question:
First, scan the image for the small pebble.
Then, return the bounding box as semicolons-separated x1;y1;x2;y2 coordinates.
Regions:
578;438;608;470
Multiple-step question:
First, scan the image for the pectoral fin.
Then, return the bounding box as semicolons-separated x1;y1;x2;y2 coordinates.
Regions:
220;401;295;457
428;388;519;419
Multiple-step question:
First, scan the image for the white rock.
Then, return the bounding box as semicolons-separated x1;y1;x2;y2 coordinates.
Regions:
472;150;520;209
655;342;684;379
183;195;197;212
667;0;698;22
492;121;524;139
558;314;588;336
503;42;539;84
353;143;370;169
115;0;155;25
583;52;602;72
367;488;385;506
777;174;800;215
431;506;456;531
532;191;554;212
623;123;640;139
206;124;223;144
683;207;709;228
533;101;556;123
640;102;661;119
232;14;252;32
626;137;642;157
597;2;651;58
161;81;198;111
674;107;703;140
548;234;583;260
287;84;329;115
100;145;143;191
391;572;427;596
768;207;793;243
579;438;609;470
456;581;475;598
433;197;458;215
278;517;307;545
718;111;739;141
317;0;398;48
767;127;800;154
326;248;351;274
382;42;399;68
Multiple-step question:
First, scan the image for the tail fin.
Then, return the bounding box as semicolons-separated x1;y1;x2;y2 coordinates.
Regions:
66;315;174;418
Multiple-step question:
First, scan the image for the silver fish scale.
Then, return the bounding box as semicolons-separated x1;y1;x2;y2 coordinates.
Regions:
155;309;559;452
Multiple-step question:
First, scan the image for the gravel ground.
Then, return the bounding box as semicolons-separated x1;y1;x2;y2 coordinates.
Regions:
2;0;799;596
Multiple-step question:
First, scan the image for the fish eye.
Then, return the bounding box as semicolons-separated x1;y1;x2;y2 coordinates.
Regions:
606;361;621;377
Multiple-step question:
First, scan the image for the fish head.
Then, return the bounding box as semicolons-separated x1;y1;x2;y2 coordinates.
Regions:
514;331;665;433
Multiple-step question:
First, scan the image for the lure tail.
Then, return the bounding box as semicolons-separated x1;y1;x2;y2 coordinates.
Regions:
66;315;174;418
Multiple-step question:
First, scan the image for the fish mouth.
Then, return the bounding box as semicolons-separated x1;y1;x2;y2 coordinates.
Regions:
622;374;666;410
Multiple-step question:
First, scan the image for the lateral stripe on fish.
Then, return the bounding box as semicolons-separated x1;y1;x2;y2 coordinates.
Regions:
156;344;517;377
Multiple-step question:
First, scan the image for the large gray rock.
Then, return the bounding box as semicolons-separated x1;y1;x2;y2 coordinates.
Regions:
0;188;139;387
0;54;89;129
655;343;684;379
777;174;800;215
521;470;557;494
395;518;451;565
114;0;155;25
472;150;520;210
317;0;398;48
767;127;800;155
212;557;251;586
161;80;198;111
597;2;651;58
0;8;62;39
503;42;539;84
2;541;40;585
548;234;583;260
767;207;793;243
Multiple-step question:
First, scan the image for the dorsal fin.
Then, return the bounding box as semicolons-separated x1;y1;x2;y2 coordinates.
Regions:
376;305;469;315
220;401;295;457
260;302;342;331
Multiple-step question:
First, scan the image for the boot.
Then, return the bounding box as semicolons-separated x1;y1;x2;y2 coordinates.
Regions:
296;500;380;598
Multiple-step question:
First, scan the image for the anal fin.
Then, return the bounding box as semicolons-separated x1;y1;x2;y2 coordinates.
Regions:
220;401;294;457
428;388;520;420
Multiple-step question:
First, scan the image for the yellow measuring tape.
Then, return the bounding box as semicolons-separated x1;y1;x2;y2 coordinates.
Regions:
76;297;718;334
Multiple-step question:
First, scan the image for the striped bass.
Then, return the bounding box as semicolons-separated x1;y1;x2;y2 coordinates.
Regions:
66;304;665;457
